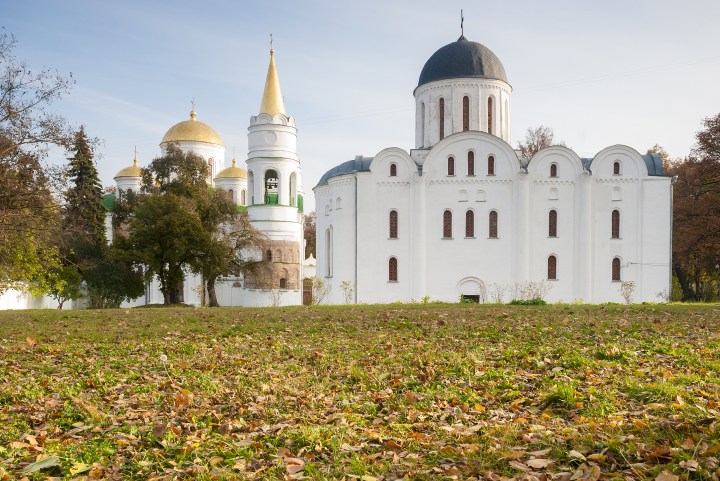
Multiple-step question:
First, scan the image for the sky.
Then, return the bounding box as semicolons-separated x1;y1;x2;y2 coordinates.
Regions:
3;0;720;212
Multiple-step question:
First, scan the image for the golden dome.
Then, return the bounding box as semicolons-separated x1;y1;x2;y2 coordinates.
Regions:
161;110;225;146
114;158;142;178
215;159;248;179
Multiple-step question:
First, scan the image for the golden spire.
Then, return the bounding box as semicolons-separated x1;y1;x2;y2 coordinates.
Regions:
259;37;286;116
190;98;197;120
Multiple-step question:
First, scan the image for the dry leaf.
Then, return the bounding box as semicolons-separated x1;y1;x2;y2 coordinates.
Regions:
655;471;679;481
526;458;552;469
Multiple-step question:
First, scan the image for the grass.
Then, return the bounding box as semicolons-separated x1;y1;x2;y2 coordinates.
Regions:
0;303;718;480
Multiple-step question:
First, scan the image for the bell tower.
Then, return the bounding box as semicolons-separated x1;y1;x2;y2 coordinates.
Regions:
245;46;304;303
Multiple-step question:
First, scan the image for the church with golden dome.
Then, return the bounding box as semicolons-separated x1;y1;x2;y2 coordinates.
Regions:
109;48;305;307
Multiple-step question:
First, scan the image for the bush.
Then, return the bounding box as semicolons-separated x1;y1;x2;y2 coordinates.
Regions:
508;298;547;305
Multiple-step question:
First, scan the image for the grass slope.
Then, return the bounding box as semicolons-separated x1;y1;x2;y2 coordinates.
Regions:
0;304;719;480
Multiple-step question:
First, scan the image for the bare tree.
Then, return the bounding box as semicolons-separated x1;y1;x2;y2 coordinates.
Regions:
517;125;565;159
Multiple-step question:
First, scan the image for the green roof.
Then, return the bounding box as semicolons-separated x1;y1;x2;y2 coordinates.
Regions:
102;193;116;211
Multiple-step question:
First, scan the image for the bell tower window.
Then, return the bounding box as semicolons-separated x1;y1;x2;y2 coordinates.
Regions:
487;97;493;135
467;151;475;176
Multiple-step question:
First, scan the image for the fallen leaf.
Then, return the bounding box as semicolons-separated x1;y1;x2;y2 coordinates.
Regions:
655;471;679;481
70;462;91;476
152;424;167;438
526;458;552;469
20;455;60;475
569;450;586;460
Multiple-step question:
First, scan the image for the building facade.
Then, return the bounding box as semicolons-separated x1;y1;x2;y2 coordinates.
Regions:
314;35;673;304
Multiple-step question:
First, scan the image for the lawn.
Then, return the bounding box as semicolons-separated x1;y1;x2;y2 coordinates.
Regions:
0;303;718;480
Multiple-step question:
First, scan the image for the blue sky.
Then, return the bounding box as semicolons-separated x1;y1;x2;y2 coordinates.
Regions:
4;0;720;212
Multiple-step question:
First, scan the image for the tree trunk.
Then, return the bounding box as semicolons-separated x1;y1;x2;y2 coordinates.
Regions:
673;262;694;301
207;277;219;307
169;288;181;305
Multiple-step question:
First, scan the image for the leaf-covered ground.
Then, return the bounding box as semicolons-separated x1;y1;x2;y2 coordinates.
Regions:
0;303;719;480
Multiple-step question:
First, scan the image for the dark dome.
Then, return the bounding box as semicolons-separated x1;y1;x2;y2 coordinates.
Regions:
418;36;508;87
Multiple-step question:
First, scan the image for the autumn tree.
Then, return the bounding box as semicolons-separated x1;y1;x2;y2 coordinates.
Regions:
0;29;73;292
517;125;566;159
667;113;720;301
303;211;316;259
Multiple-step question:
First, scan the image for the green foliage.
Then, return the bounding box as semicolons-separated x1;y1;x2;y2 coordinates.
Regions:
84;248;144;308
29;263;83;309
508;298;547;305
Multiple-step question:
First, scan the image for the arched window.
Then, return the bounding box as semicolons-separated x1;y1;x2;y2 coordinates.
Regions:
548;255;557;280
489;210;498;238
273;249;282;262
325;227;333;277
336;197;342;210
439;98;445;140
241;190;246;205
228;188;234;202
550;163;558;178
612;257;621;281
467;151;475;176
549;209;558;237
612;187;622;201
388;257;398;282
465;210;475;237
390;163;397;177
447;156;455;176
463;96;470;131
264;169;279;205
611;209;620;238
488;155;495;176
266;249;272;262
389;210;398;239
420;102;425;146
279;278;287;289
487;97;494;135
613;161;621;175
443;210;452;238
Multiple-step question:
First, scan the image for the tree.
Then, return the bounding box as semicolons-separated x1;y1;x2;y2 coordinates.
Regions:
303;211;316;259
517;125;565;159
647;144;670;170
84;246;144;309
0;29;73;293
667;113;720;301
30;263;83;309
115;145;265;306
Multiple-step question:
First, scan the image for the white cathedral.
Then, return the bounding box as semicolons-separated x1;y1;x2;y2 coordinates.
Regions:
1;34;673;309
314;34;673;304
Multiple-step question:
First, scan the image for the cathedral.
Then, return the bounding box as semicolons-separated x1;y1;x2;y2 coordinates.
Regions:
313;34;673;304
110;48;305;307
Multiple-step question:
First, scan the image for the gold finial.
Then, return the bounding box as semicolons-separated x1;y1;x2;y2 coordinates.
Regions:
190;97;197;120
231;159;237;167
259;39;286;116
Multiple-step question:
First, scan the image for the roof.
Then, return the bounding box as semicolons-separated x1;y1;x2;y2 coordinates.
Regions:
418;36;508;88
579;154;665;176
161;110;224;146
102;193;116;211
315;156;373;188
215;160;248;179
114;159;142;178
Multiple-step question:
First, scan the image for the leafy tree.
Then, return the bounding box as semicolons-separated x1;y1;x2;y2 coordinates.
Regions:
667;113;720;301
0;29;73;293
84;247;144;308
303;211;316;259
115;145;264;306
30;263;83;309
517;125;566;159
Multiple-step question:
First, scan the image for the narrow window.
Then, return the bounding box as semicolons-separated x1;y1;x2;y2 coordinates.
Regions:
463;96;469;131
443;210;453;238
613;161;621;175
489;210;498;238
420;102;426;146
488;155;495;176
241;190;246;205
550;163;558;178
612;257;621;281
389;257;398;282
549;209;558;237
439;98;445;140
548;255;557;280
467;151;475;176
389;210;398;239
228;188;234;202
325;228;333;277
447;156;455;176
266;249;272;262
611;209;620;238
279;278;287;289
465;210;475;237
390;163;397;177
487;97;493;135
